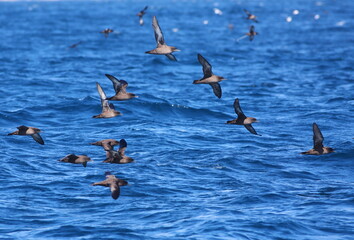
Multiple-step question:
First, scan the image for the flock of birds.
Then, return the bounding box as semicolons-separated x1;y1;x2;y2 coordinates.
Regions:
6;7;334;200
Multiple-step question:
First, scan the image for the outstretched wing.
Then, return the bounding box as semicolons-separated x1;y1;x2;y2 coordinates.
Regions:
197;54;213;78
233;98;246;119
118;139;127;156
96;82;111;112
312;123;324;151
209;83;222;99
165;53;177;61
141;6;148;13
31;133;44;145
244;124;261;136
243;9;251;16
152;16;165;46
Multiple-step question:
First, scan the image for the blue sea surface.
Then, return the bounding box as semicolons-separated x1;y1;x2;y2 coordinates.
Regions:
0;0;353;239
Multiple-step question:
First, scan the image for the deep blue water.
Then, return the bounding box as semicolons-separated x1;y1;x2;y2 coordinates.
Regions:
0;0;353;239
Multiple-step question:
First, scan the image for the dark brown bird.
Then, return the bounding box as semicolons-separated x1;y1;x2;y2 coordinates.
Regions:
193;54;224;99
137;6;148;25
92;173;128;200
226;98;261;136
92;82;121;118
301;123;334;155
68;41;82;49
104;74;138;101
244;9;259;23
246;25;258;41
91;139;120;151
100;28;113;38
8;125;44;145
59;154;92;167
145;16;180;61
104;139;134;164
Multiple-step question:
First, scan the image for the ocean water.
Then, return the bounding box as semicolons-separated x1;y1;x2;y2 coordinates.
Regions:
0;0;353;239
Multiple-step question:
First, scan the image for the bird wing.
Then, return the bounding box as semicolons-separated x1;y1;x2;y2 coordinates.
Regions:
243;9;251;16
209;83;222;99
118;139;127;156
152;16;165;46
96;82;112;112
197;54;213;78
141;5;148;13
165;53;177;61
31;133;44;145
244;124;260;136
233;98;246;119
110;182;120;200
105;74;128;94
312;123;324;151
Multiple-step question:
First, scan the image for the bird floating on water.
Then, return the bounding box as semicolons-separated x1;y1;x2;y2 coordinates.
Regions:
193;54;224;99
145;16;180;61
301;123;334;155
137;6;148;26
8;125;44;145
92;173;128;200
226;98;261;136
104;74;138;101
59;154;92;167
92;82;121;118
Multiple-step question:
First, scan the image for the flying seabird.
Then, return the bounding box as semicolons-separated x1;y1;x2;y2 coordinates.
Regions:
226;98;261;136
301;123;334;155
92;173;128;200
137;6;148;25
92;82;121;118
8;125;44;145
103;139;134;164
104;74;138;101
193;54;224;99
58;154;92;167
145;16;180;61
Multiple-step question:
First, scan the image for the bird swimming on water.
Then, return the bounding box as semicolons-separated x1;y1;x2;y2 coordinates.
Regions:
104;74;138;101
137;6;148;26
145;16;180;61
100;28;113;38
104;139;134;164
92;172;128;200
193;54;224;99
92;82;121;118
301;123;334;155
59;154;92;167
243;9;259;23
8;125;45;145
226;98;261;136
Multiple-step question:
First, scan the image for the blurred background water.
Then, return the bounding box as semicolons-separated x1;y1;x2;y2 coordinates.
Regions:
0;0;353;239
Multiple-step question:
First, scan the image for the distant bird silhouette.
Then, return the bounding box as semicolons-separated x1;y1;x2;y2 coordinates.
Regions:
301;123;334;155
243;9;259;23
8;125;44;145
193;54;224;99
100;28;113;38
92;82;121;118
92;173;128;200
145;16;180;61
104;74;138;101
68;41;82;49
237;25;258;42
226;98;261;136
59;154;92;167
137;6;148;26
103;139;134;164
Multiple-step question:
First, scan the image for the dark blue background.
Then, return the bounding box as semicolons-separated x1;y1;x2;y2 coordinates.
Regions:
0;0;353;239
